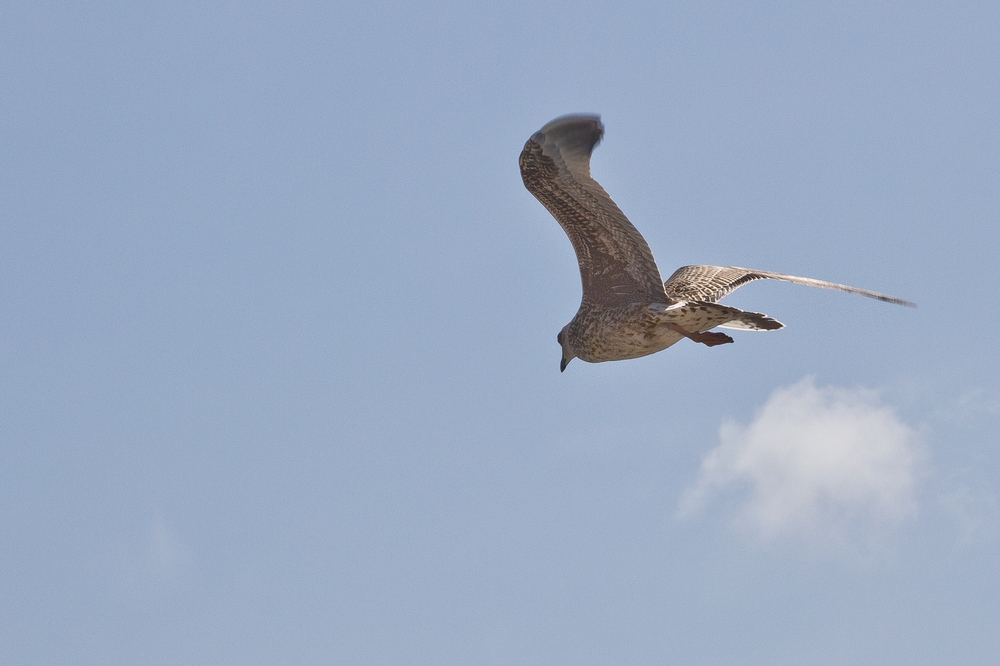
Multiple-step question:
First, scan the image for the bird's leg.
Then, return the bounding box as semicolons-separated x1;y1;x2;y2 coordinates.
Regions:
663;322;734;347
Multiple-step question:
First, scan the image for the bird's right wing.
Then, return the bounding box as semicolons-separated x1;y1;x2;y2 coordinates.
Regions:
663;265;915;307
520;115;667;307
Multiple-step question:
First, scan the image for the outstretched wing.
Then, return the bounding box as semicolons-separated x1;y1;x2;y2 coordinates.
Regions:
520;115;667;307
663;265;916;307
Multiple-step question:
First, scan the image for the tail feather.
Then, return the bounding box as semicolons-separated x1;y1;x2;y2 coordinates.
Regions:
717;310;784;331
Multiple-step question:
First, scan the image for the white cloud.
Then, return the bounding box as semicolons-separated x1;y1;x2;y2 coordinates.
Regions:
679;377;927;547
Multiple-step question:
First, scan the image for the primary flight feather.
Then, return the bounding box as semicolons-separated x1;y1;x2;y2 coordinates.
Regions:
519;114;914;371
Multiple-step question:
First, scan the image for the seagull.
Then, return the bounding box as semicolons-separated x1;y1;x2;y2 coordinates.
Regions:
519;114;914;372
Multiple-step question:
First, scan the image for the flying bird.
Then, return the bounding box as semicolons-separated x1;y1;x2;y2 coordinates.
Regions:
519;114;914;371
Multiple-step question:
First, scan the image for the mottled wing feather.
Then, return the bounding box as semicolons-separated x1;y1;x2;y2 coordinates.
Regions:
520;115;667;307
663;265;915;307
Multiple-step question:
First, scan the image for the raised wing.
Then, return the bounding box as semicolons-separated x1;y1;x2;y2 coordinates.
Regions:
663;265;916;307
520;115;667;307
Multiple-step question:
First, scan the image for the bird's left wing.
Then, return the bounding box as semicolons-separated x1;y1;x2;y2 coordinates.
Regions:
663;265;915;307
520;115;668;307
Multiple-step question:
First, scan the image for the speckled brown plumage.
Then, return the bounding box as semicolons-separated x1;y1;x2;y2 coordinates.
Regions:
663;265;913;307
520;114;914;371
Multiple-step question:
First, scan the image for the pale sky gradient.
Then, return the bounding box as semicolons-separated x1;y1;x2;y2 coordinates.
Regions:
2;1;999;664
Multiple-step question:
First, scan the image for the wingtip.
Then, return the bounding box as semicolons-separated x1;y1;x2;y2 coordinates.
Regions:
538;113;602;134
879;295;917;308
534;114;604;157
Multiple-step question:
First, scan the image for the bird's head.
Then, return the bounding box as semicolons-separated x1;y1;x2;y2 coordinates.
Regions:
557;326;575;372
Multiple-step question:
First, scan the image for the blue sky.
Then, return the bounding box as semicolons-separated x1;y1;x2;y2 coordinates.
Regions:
2;1;998;664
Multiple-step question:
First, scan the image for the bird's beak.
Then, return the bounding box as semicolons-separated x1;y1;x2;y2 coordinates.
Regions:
560;357;570;372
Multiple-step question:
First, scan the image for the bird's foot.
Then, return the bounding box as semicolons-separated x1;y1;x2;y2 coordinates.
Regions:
664;323;734;347
691;331;734;347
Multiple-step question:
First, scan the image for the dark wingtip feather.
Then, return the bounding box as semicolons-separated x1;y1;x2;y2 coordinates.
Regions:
866;293;917;307
535;114;604;160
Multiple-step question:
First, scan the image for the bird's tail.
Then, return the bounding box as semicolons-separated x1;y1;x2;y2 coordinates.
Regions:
717;310;784;331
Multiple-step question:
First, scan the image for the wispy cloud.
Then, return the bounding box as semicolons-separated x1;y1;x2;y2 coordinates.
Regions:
938;481;998;547
109;518;192;594
935;387;1000;422
145;518;191;575
679;377;927;548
